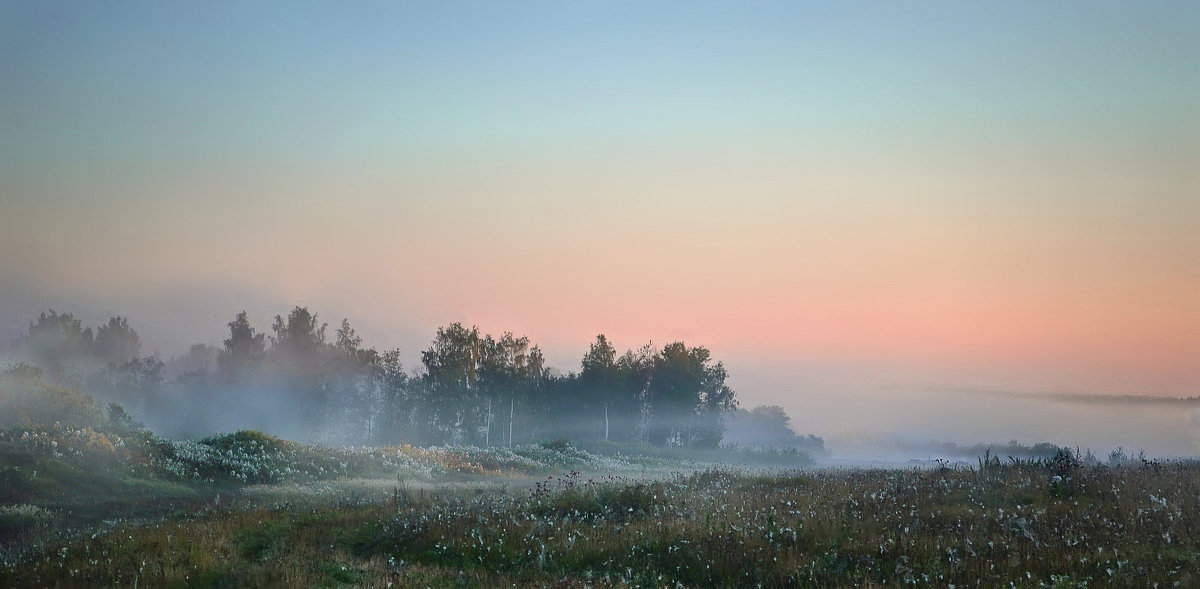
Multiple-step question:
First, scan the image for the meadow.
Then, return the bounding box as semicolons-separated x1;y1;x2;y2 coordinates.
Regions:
2;421;1197;588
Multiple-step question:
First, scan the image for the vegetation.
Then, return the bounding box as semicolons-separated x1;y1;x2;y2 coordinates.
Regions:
723;405;831;456
900;439;1069;462
7;308;1186;587
2;367;1193;587
2;452;1197;587
7;308;795;451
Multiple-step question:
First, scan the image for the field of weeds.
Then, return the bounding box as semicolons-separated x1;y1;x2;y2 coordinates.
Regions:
1;423;716;565
3;451;1198;588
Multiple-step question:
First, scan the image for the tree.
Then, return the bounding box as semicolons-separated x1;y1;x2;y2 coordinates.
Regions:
419;323;482;443
580;334;619;441
170;343;219;381
270;307;327;357
93;316;141;366
218;311;265;382
516;344;549;444
330;318;381;443
479;332;544;446
616;343;657;443
722;405;825;455
335;318;363;357
89;356;164;418
375;348;411;443
161;343;221;439
694;359;735;448
644;342;734;447
645;342;702;445
267;307;331;431
16;309;95;383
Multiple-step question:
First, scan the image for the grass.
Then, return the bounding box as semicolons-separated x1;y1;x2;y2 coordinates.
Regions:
0;424;655;557
2;454;1198;587
577;438;819;469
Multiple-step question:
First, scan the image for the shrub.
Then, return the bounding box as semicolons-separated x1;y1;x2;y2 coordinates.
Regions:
540;438;572;452
1045;447;1082;478
200;430;296;454
0;366;102;429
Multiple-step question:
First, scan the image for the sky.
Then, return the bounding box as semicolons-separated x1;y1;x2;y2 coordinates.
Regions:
2;2;1198;454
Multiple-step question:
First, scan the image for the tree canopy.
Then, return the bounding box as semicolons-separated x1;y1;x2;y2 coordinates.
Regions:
3;306;808;450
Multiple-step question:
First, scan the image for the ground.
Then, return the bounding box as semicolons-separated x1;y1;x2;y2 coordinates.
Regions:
2;428;1197;587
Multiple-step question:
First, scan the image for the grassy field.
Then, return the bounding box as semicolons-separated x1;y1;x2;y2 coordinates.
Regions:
2;424;1198;588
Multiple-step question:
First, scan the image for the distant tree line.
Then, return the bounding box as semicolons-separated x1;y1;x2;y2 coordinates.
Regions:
4;307;820;450
903;439;1067;461
722;405;830;457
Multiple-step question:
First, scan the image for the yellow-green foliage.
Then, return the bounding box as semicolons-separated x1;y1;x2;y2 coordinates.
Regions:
390;444;492;475
200;430;297;454
0;366;101;429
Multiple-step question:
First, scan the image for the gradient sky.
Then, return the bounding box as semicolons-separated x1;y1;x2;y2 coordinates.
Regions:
2;2;1197;452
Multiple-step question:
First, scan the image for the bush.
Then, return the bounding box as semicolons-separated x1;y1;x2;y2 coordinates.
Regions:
201;430;296;454
0;365;102;429
540;438;572;452
1045;447;1082;478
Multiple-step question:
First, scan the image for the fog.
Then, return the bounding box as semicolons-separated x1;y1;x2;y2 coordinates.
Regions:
704;357;1200;461
3;303;1195;462
803;389;1199;461
3;1;1197;468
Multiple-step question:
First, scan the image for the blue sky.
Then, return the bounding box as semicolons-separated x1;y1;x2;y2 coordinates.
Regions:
5;2;1194;173
2;1;1197;450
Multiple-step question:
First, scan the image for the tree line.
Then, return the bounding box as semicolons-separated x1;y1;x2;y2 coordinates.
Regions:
4;307;810;450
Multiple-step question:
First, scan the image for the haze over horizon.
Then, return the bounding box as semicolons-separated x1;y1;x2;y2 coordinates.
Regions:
3;2;1197;454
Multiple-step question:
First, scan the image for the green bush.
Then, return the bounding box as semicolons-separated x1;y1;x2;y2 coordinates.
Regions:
201;430;296;454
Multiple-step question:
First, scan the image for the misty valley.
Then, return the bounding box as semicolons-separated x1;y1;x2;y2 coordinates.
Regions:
2;309;1198;587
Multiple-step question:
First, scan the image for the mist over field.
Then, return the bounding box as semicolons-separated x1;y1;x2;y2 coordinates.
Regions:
4;3;1200;586
1;306;1196;461
3;2;1198;465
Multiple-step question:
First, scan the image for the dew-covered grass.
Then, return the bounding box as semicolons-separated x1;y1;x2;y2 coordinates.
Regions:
3;453;1198;588
0;424;666;563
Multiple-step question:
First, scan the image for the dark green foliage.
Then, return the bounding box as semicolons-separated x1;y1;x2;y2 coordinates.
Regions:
200;429;295;454
237;520;289;561
1047;447;1083;478
644;342;734;447
527;473;667;521
6;307;818;455
539;438;572;452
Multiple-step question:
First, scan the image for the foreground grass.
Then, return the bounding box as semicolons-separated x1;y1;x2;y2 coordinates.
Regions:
3;460;1198;588
0;421;814;564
